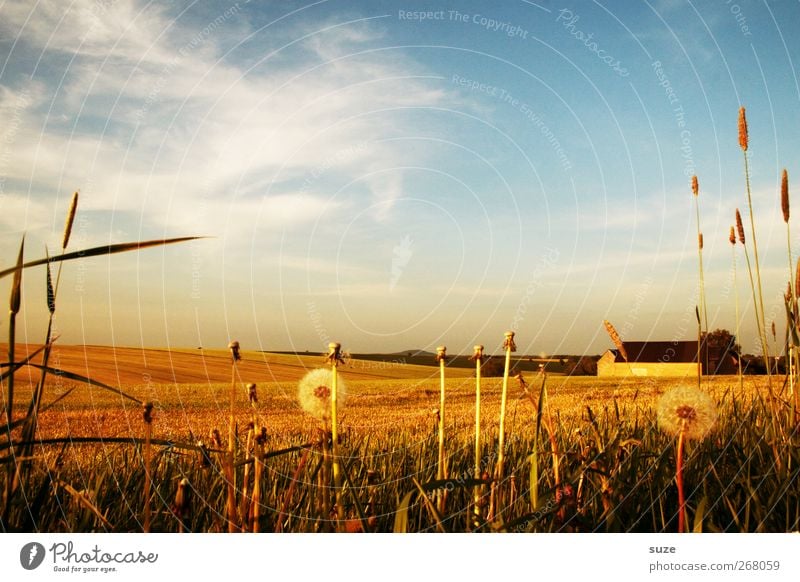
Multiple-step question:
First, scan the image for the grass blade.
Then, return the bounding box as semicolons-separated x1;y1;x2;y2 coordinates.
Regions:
24;364;142;404
0;236;205;280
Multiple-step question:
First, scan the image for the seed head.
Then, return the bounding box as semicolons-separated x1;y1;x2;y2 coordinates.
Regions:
142;402;154;425
603;320;628;362
738;107;748;151
657;385;717;441
469;344;484;362
691;175;698;196
781;169;789;223
729;226;736;246
62;191;79;250
210;428;222;448
228;340;241;362
435;345;447;363
735;209;745;244
247;383;258;404
698;233;703;250
172;477;191;522
503;331;517;352
298;368;347;422
326;342;345;366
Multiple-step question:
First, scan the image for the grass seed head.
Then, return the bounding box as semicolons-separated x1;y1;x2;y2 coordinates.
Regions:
729;226;736;246
782;169;789;223
738;107;748;151
691;175;698;196
227;340;241;362
210;428;222;448
142;402;154;425
603;320;628;362
735;209;746;244
698;232;703;250
503;331;517;352
62;191;79;250
247;383;258;404
436;345;447;362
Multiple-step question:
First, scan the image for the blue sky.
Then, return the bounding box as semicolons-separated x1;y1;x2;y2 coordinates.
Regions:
1;0;799;356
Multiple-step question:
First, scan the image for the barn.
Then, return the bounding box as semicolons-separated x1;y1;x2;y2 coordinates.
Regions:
596;340;738;377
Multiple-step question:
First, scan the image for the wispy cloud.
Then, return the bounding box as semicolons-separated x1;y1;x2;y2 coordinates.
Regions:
0;1;455;245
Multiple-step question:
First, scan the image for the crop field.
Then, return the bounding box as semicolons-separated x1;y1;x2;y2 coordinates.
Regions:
3;344;797;533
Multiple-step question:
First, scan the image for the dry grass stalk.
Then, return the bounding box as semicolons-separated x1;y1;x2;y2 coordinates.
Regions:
142;402;154;533
730;226;743;389
435;345;447;514
251;426;265;532
737;108;771;384
239;383;258;531
692;176;709;339
225;340;241;532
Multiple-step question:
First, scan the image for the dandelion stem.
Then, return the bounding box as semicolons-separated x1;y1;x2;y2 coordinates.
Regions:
492;332;515;520
472;345;484;528
329;343;345;530
677;428;686;533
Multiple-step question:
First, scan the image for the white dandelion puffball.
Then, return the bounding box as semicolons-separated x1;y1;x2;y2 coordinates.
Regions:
298;368;347;422
657;385;717;441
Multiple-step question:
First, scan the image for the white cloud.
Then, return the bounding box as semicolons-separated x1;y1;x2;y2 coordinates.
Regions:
0;1;456;246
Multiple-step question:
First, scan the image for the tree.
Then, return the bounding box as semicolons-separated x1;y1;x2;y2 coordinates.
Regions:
703;328;741;375
704;328;741;354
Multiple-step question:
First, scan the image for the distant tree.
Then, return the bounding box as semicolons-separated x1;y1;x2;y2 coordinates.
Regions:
704;329;741;354
481;356;505;377
565;356;597;376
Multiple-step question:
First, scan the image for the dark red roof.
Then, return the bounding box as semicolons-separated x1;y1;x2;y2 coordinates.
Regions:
610;341;698;364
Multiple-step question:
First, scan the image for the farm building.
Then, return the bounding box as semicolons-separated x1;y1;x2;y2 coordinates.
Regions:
596;340;738;377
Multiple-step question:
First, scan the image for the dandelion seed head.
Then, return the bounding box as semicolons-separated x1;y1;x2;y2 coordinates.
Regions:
298;368;346;422
657;385;717;440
